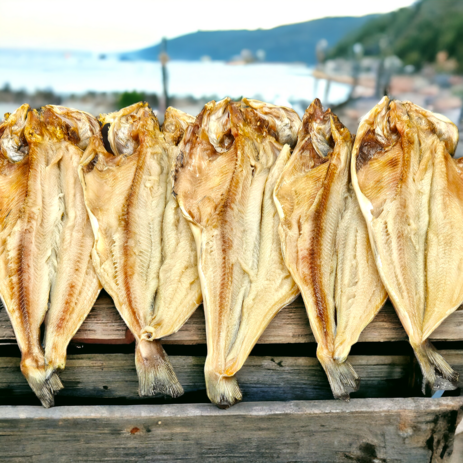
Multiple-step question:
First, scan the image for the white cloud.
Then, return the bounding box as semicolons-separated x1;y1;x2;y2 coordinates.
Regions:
0;0;417;52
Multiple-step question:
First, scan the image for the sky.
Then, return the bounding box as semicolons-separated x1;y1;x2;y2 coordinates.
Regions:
0;0;417;52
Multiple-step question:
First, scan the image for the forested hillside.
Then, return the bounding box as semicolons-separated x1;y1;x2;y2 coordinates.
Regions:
329;0;463;71
121;15;376;64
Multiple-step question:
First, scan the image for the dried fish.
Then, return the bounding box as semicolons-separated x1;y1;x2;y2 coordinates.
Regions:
42;105;101;384
174;98;300;408
274;99;387;399
0;104;103;407
79;103;183;397
0;105;64;406
143;107;202;341
352;97;462;393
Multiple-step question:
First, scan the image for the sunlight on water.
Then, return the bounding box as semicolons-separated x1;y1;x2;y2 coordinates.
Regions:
0;53;351;106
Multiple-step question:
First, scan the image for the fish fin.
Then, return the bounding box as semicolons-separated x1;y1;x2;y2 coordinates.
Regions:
47;371;64;394
205;368;242;409
135;339;184;398
318;355;360;401
413;340;458;394
21;365;62;408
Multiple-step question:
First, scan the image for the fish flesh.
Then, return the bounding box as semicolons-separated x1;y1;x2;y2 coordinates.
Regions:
143;107;202;340
42;105;102;384
274;99;387;399
79;103;183;397
174;98;300;408
351;97;462;393
0;105;65;406
0;104;103;407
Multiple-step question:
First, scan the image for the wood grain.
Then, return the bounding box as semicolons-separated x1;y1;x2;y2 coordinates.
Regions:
0;398;462;462
0;353;415;403
1;294;462;344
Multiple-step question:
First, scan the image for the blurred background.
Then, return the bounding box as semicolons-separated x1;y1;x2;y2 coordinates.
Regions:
1;0;462;155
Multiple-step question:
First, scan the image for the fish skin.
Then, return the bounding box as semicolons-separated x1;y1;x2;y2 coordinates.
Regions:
174;98;300;408
0;106;64;407
224;142;300;375
274;99;387;400
333;187;387;363
41;106;102;383
79;103;183;398
352;97;462;393
143;107;202;340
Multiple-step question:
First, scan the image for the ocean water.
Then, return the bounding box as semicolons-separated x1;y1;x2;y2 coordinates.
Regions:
0;51;351;107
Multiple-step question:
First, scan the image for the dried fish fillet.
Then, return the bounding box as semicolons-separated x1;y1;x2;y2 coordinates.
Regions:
42;105;102;382
274;99;387;399
0;106;64;407
352;97;462;393
174;98;300;408
143;107;202;340
224;141;299;376
79;103;183;397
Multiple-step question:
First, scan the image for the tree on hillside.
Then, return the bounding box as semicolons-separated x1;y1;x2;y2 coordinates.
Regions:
328;0;463;72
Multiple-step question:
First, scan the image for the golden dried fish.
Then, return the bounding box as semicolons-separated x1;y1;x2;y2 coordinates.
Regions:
79;103;183;397
174;98;300;408
274;99;387;399
143;107;202;340
352;97;462;393
42;105;101;382
0;105;64;407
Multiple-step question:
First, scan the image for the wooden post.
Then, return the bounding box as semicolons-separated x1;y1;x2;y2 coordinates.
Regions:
159;37;170;114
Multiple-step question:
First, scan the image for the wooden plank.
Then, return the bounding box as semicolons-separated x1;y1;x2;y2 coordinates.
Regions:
0;353;412;403
0;398;462;462
0;294;133;344
1;294;463;344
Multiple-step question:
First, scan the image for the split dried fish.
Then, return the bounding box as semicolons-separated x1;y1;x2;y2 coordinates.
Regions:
79;103;183;398
174;98;300;408
274;99;387;399
352;97;462;393
0;104;102;407
42;105;102;385
143;107;202;340
0;105;65;406
0;104;60;405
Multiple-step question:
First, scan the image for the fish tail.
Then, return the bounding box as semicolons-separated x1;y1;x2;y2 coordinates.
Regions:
47;371;64;394
44;359;65;395
20;361;62;408
204;367;242;409
412;340;458;394
318;354;360;401
135;339;184;398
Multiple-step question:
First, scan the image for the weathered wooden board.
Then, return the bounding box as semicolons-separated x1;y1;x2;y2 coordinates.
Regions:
0;354;414;403
1;294;463;344
0;294;132;344
0;398;462;462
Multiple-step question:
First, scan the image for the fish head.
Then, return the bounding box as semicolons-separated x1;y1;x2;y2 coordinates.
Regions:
302;98;334;158
43;105;100;151
199;97;233;153
239;98;301;148
174;99;238;227
291;99;351;168
99;102;157;157
162;107;195;147
402;101;459;156
352;97;422;217
0;104;31;162
274;99;351;230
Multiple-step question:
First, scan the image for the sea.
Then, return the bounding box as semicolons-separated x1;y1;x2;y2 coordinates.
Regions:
0;50;351;114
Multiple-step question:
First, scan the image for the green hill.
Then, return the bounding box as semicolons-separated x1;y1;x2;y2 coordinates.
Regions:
121;16;377;64
328;0;463;71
